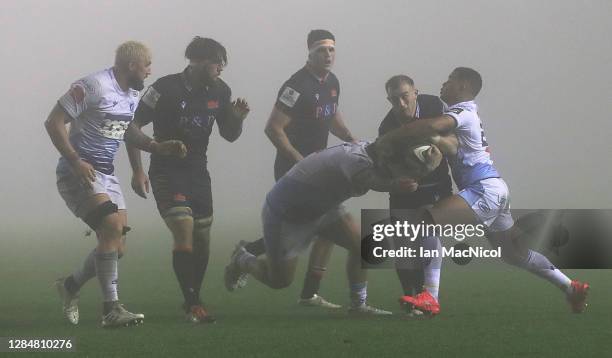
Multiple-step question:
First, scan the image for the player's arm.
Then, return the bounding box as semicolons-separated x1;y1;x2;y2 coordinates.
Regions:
124;123;186;156
125;93;187;197
375;114;456;159
125;117;150;198
264;106;304;163
44;103;96;189
329;111;357;143
218;97;249;142
430;134;458;157
125;122;187;198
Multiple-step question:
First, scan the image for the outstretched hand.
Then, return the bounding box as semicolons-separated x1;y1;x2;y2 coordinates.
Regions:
229;97;250;120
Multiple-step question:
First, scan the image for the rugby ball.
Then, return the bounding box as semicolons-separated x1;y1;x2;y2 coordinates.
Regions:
412;145;431;163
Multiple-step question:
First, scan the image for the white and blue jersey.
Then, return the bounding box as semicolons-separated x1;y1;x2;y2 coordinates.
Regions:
444;100;500;190
445;100;513;232
57;68;139;174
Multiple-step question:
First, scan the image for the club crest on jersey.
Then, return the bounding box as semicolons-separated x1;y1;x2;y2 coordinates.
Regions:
207;100;219;109
279;86;300;108
330;88;337;97
315;93;320;101
69;85;86;104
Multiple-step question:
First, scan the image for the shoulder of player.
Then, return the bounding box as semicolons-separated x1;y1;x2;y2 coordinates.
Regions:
283;67;311;90
378;109;397;134
213;78;231;98
417;93;441;106
444;103;479;129
417;94;444;118
327;71;339;85
75;70;106;97
149;72;183;94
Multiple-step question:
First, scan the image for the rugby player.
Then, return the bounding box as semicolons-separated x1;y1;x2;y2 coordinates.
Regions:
376;67;589;315
128;37;249;323
224;140;446;315
235;30;356;309
379;75;453;315
47;41;186;328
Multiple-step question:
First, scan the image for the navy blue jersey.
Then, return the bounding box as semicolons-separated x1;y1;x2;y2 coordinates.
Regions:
378;94;453;207
274;67;340;178
134;68;232;167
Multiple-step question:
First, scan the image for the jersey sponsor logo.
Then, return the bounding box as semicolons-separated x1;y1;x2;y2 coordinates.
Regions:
279;86;300;108
99;113;131;140
315;103;337;119
178;115;214;138
330;88;337;97
447;108;464;115
69;85;86;104
141;86;161;109
207;100;219;109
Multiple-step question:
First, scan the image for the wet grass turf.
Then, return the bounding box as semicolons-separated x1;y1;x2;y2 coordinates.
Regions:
2;230;611;357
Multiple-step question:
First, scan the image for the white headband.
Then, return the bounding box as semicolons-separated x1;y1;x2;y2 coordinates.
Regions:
309;39;335;54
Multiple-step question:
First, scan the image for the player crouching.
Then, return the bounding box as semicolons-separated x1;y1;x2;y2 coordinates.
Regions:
225;140;444;315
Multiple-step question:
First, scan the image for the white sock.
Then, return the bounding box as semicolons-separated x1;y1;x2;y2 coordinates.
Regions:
422;236;442;301
524;250;572;293
95;251;119;302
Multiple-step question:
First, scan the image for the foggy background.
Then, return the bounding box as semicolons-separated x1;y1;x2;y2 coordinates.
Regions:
1;0;611;241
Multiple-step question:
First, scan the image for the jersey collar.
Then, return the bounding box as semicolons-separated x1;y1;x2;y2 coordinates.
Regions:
304;65;330;84
181;67;212;93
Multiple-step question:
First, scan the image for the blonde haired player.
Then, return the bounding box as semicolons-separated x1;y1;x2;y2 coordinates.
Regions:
46;41;185;328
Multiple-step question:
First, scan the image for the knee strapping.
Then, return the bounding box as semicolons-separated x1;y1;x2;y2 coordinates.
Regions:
193;216;213;242
162;206;193;221
83;201;118;230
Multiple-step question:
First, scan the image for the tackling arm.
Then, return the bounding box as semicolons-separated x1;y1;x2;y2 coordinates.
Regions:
375;114;457;158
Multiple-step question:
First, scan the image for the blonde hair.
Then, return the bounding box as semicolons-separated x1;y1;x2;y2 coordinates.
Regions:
115;41;151;69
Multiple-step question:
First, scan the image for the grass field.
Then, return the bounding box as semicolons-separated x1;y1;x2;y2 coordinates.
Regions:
2;228;611;357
